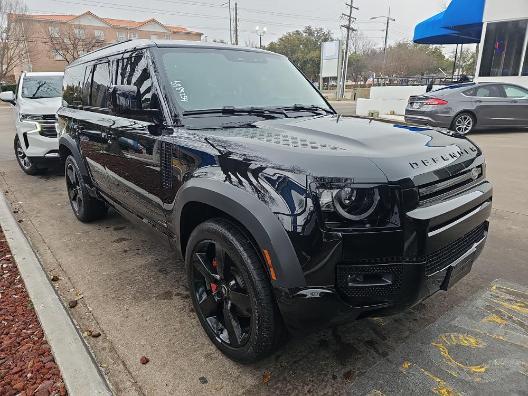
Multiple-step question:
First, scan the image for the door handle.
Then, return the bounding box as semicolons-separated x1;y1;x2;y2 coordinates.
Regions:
511;100;518;104
475;100;482;103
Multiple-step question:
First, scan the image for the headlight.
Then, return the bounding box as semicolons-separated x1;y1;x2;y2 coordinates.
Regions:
18;115;41;133
312;180;399;229
320;187;380;221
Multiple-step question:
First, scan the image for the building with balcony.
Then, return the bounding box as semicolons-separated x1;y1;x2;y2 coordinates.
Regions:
10;11;203;82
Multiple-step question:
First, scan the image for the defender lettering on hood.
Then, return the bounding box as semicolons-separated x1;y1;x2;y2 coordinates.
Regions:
409;145;479;170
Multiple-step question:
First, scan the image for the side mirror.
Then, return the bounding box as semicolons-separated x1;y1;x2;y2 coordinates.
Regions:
109;85;161;125
0;91;16;105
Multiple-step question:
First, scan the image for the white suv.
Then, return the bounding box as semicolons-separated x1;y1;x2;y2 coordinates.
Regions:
0;72;64;175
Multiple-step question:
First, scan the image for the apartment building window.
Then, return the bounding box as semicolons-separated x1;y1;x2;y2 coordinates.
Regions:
129;32;138;39
94;30;105;41
479;19;528;77
150;34;158;40
74;28;85;39
117;31;126;42
164;34;171;40
48;26;60;38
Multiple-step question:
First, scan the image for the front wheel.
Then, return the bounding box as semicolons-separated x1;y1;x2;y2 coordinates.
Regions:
185;218;283;363
14;136;44;175
451;112;475;135
65;155;107;222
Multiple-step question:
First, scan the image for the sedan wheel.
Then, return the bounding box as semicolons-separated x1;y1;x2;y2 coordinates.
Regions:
453;113;475;135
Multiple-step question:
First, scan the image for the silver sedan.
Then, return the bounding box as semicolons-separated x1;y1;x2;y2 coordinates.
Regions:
404;82;528;134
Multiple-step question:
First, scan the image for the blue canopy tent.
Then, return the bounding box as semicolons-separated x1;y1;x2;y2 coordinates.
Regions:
413;0;486;45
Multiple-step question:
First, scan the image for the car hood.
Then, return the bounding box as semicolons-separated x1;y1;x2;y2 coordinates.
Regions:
184;115;481;186
17;97;62;115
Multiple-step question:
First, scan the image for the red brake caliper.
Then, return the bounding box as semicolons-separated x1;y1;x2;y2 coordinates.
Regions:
210;258;218;293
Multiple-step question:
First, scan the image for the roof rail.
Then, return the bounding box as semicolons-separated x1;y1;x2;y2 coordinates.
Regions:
73;39;134;62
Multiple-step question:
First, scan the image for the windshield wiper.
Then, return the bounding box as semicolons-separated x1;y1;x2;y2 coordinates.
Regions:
183;106;288;118
276;104;335;115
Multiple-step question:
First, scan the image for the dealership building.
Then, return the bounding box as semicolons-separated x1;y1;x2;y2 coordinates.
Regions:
414;0;528;88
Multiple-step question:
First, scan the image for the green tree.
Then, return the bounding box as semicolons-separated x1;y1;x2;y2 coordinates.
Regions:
266;26;334;81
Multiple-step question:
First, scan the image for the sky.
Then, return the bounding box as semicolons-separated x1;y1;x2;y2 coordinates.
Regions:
24;0;447;49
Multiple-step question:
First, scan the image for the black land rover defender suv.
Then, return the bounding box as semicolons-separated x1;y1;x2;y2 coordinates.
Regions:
58;40;492;363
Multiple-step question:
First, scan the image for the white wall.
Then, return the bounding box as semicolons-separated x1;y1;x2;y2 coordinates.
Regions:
483;0;528;23
356;85;442;116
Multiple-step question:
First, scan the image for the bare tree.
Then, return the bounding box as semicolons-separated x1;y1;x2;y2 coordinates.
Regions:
0;0;29;83
45;23;102;64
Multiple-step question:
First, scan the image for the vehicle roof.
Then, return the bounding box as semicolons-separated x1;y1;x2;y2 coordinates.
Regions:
22;71;64;77
68;39;280;67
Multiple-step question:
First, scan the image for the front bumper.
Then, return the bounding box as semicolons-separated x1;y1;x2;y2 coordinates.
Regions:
277;181;492;334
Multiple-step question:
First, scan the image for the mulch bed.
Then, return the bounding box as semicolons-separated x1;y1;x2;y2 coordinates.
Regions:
0;229;66;396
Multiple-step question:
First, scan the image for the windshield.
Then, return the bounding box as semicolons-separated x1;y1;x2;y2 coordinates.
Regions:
157;47;330;113
21;76;63;99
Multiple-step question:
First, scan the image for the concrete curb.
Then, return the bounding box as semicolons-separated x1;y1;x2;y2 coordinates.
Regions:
0;192;112;396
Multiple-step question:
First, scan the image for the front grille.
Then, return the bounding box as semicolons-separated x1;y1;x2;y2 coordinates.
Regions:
424;222;487;275
419;166;482;202
22;114;57;138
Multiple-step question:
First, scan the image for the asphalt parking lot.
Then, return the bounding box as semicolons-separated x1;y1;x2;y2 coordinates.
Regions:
1;104;527;395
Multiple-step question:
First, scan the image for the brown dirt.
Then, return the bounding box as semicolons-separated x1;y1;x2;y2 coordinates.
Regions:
0;229;66;396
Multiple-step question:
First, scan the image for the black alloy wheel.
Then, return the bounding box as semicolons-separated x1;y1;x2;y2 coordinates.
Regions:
66;160;83;216
64;155;107;222
191;239;252;347
186;218;283;363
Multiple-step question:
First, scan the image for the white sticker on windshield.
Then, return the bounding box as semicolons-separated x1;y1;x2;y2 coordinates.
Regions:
171;80;188;102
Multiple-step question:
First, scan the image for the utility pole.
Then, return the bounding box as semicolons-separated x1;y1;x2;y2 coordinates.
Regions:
234;2;239;45
228;0;233;44
339;1;358;99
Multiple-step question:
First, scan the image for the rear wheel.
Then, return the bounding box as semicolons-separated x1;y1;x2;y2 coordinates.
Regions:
14;136;44;175
451;112;475;135
65;155;107;222
185;218;282;363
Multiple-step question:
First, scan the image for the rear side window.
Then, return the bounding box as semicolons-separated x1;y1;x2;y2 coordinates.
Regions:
90;62;111;108
503;85;528;98
115;51;153;110
465;85;503;98
63;65;86;107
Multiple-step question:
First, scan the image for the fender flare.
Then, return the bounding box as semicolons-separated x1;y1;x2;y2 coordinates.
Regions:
173;178;306;289
59;135;91;182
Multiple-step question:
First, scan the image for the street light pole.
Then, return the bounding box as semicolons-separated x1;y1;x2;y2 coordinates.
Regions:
256;26;267;49
370;6;395;76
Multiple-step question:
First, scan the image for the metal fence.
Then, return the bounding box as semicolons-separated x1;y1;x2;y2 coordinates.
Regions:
372;75;473;87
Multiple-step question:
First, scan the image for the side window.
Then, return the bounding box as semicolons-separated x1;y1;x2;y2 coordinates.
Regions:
63;65;86;107
90;62;111;108
474;85;503;98
463;88;476;96
503;85;528;98
116;51;155;111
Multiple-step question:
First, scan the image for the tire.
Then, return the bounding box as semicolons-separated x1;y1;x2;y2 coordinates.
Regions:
185;218;283;363
451;112;476;135
14;135;45;175
65;155;107;222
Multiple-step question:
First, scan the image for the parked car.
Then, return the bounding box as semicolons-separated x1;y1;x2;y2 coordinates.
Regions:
0;72;64;174
58;40;492;363
405;82;528;134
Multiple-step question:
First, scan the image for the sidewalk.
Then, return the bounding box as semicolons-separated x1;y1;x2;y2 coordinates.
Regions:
0;192;111;396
